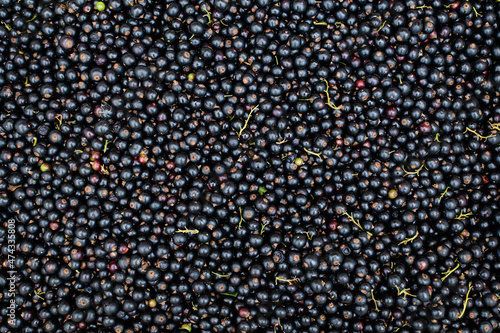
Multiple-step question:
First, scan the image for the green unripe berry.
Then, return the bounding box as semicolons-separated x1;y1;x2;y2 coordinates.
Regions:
294;157;304;166
40;163;51;172
388;189;398;199
180;324;192;332
96;1;106;12
187;73;195;81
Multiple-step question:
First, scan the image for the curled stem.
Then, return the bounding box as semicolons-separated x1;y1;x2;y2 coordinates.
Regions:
55;114;63;129
489;121;500;131
276;138;288;145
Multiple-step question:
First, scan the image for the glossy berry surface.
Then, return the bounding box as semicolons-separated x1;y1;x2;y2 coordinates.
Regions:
0;0;500;332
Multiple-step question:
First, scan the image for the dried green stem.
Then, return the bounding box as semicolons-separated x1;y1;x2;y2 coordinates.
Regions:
202;6;211;25
455;210;473;220
2;21;11;31
395;285;416;300
440;186;450;199
459;282;473;318
343;211;373;236
275;276;300;285
221;292;238;297
302;231;313;240
26;14;37;22
322;79;341;110
211;271;229;278
464;127;494;141
403;160;426;177
175;227;199;234
370;289;380;312
34;290;45;300
441;263;460;281
398;231;419;246
303;147;322;158
377;20;386;33
238;207;245;229
276;138;288;145
238;104;259;137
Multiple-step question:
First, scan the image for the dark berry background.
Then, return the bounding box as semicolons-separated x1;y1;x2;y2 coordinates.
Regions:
1;0;499;332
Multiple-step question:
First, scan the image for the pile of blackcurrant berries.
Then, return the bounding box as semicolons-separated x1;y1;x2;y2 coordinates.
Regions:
1;0;499;332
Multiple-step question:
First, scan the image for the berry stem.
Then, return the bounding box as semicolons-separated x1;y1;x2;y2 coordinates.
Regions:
175;227;199;234
370;289;381;312
211;271;229;278
238;207;245;229
458;282;473;318
202;5;212;25
343;211;373;236
275;276;300;285
403;160;426;177
276;138;288;144
439;186;450;199
26;14;37;22
441;263;460;281
237;104;259;137
221;292;238;297
377;20;386;33
395;285;416;300
398;231;419;246
322;79;341;110
464;127;494;141
303;147;323;159
454;210;473;220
